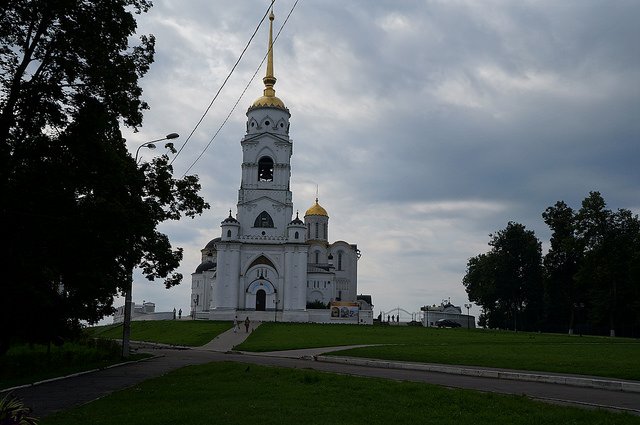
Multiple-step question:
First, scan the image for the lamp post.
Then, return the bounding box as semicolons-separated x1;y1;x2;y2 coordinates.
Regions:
464;303;472;329
122;133;179;358
273;299;278;322
134;132;179;162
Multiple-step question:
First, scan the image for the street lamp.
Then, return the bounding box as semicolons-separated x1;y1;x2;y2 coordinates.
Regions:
464;303;472;329
122;133;180;358
134;132;179;163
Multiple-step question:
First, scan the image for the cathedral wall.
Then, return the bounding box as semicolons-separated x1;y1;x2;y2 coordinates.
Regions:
283;244;309;311
214;242;241;309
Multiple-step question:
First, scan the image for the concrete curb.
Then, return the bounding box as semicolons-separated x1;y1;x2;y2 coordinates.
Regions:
0;354;162;394
314;355;640;393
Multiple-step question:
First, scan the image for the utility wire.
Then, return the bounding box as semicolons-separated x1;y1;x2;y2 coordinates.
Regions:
181;0;301;176
169;0;275;166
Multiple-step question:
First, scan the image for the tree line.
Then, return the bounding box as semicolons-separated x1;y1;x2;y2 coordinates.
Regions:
463;192;640;337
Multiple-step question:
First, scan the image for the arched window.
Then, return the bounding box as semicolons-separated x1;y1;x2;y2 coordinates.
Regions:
315;251;319;264
315;222;319;239
227;229;232;238
294;231;299;240
258;156;274;181
338;251;343;271
307;223;310;239
254;211;274;228
324;223;327;239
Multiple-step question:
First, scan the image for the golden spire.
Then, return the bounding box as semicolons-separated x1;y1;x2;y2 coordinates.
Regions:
250;6;286;110
263;9;276;97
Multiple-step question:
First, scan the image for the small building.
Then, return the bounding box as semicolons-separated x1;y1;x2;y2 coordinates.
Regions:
421;301;475;328
112;301;175;323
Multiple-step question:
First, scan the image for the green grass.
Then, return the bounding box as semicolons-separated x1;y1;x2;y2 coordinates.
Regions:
235;323;640;380
89;320;232;346
41;362;640;425
0;339;148;390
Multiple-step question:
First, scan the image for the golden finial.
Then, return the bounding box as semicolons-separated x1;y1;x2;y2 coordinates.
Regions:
263;8;276;97
250;3;286;110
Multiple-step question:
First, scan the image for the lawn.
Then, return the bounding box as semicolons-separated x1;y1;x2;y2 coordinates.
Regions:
235;323;640;380
90;320;232;346
0;339;148;390
41;362;640;425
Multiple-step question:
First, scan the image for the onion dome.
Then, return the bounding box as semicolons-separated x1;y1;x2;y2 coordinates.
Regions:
289;211;304;225
222;210;239;224
305;198;329;217
195;261;216;273
249;10;288;112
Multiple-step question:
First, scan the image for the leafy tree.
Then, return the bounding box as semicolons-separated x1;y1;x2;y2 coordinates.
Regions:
574;192;640;337
0;0;208;353
463;222;543;331
542;201;581;333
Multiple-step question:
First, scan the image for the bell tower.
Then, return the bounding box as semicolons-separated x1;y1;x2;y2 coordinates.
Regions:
236;10;293;240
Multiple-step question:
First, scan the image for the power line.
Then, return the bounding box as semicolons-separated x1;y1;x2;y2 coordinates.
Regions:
181;0;301;176
169;0;275;166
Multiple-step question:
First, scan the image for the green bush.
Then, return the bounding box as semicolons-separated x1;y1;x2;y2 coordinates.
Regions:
306;300;329;309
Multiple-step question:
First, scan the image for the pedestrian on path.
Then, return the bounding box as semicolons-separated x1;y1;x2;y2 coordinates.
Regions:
233;316;239;333
244;317;250;333
173;308;176;320
178;309;182;319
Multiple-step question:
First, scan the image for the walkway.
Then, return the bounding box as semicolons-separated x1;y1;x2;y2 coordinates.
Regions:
6;329;640;418
199;320;262;351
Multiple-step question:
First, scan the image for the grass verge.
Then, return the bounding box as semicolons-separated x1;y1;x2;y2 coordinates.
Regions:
41;362;639;425
89;320;232;346
235;323;640;380
0;339;148;390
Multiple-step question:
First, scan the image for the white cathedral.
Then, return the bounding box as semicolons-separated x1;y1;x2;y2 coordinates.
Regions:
190;11;367;323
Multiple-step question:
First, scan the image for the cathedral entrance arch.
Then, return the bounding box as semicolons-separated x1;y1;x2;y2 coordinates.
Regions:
246;278;277;312
256;289;266;311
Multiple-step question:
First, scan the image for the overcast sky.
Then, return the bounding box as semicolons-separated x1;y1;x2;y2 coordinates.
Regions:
115;0;640;322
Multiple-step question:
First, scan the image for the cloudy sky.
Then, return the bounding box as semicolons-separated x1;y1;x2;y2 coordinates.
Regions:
116;0;640;322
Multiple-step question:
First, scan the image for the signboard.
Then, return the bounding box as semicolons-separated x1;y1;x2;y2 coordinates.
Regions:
330;302;359;320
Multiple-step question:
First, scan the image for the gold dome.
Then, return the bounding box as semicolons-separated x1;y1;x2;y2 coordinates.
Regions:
305;199;329;217
251;94;286;110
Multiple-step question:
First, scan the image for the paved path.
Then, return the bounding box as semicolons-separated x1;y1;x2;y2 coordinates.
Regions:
6;329;640;418
199;320;262;351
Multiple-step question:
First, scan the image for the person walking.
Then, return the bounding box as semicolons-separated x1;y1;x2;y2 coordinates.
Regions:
233;316;239;333
178;309;182;319
244;317;251;333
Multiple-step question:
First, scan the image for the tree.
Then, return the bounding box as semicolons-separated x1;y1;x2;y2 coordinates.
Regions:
574;192;640;337
0;0;208;353
463;222;543;331
542;201;581;334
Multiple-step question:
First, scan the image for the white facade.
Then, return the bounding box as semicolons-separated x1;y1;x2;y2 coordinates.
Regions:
190;12;361;323
421;301;476;328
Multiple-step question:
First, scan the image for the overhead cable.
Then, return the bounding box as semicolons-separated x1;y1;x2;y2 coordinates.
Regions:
181;0;301;176
169;0;275;166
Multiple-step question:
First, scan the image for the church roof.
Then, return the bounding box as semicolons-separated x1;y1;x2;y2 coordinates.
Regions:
249;10;287;112
204;237;221;250
305;198;329;218
195;261;216;273
289;211;304;225
222;210;239;224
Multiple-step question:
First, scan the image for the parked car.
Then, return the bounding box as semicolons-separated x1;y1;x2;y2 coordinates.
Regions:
436;319;461;328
